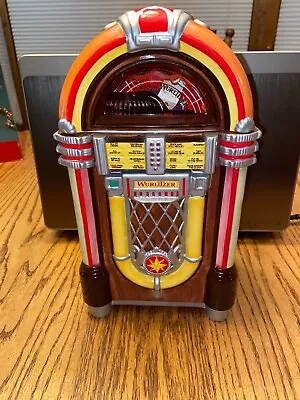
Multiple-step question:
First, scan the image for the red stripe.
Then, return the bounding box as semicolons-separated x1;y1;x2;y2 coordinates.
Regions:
181;34;250;270
182;178;186;196
75;169;93;266
216;168;232;267
220;154;253;161
60;142;93;149
139;8;168;33
220;140;254;148
221;168;239;269
181;34;245;120
0;140;22;162
61;155;93;161
126;178;131;197
65;36;126;121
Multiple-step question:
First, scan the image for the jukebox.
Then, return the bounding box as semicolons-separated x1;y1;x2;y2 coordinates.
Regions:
54;7;260;321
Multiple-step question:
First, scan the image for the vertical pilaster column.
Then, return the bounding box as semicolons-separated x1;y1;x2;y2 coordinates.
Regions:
54;131;99;267
54;123;111;318
205;118;261;321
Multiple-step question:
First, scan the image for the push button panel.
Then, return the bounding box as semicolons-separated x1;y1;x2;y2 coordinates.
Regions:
145;136;165;175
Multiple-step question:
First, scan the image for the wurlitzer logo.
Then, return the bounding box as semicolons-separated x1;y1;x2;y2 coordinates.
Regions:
134;180;179;189
158;79;184;110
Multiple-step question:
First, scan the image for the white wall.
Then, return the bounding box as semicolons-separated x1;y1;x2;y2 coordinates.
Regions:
275;0;300;50
7;0;253;56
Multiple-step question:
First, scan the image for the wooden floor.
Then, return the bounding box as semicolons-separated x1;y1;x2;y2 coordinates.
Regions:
0;134;299;400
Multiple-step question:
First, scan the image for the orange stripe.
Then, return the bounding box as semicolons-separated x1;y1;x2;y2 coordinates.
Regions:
59;23;126;120
183;21;253;118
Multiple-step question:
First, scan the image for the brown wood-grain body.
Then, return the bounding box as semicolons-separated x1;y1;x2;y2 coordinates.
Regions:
0;133;299;400
82;51;229;302
92;164;223;303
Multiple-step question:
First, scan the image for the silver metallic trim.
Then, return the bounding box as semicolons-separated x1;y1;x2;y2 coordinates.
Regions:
190;172;210;196
58;118;76;134
168;245;182;266
183;254;202;263
56;144;93;157
133;193;179;203
117;8;192;53
53;131;92;144
105;175;124;196
204;132;218;174
154;276;161;291
113;254;131;261
93;135;108;175
142;249;171;276
112;300;205;308
145;135;165;175
219;141;259;156
205;306;229;322
88;304;112;319
58;157;94;169
234;117;255;133
220;129;262;143
126;197;187;273
219;156;257;168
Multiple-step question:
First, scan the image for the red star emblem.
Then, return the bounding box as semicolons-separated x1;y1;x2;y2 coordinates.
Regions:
144;254;169;274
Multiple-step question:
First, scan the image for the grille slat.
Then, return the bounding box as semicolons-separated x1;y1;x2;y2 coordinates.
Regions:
127;198;186;268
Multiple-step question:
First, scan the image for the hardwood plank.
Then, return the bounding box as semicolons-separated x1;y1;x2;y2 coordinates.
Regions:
248;0;282;50
0;134;299;400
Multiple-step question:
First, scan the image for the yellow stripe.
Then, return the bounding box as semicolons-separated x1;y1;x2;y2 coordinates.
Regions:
68;169;88;264
109;195;204;289
71;42;238;131
179;42;239;130
185;196;205;259
108;196;129;258
72;44;127;130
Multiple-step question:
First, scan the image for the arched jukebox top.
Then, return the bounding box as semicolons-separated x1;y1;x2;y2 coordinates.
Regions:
58;6;253;132
54;7;260;299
